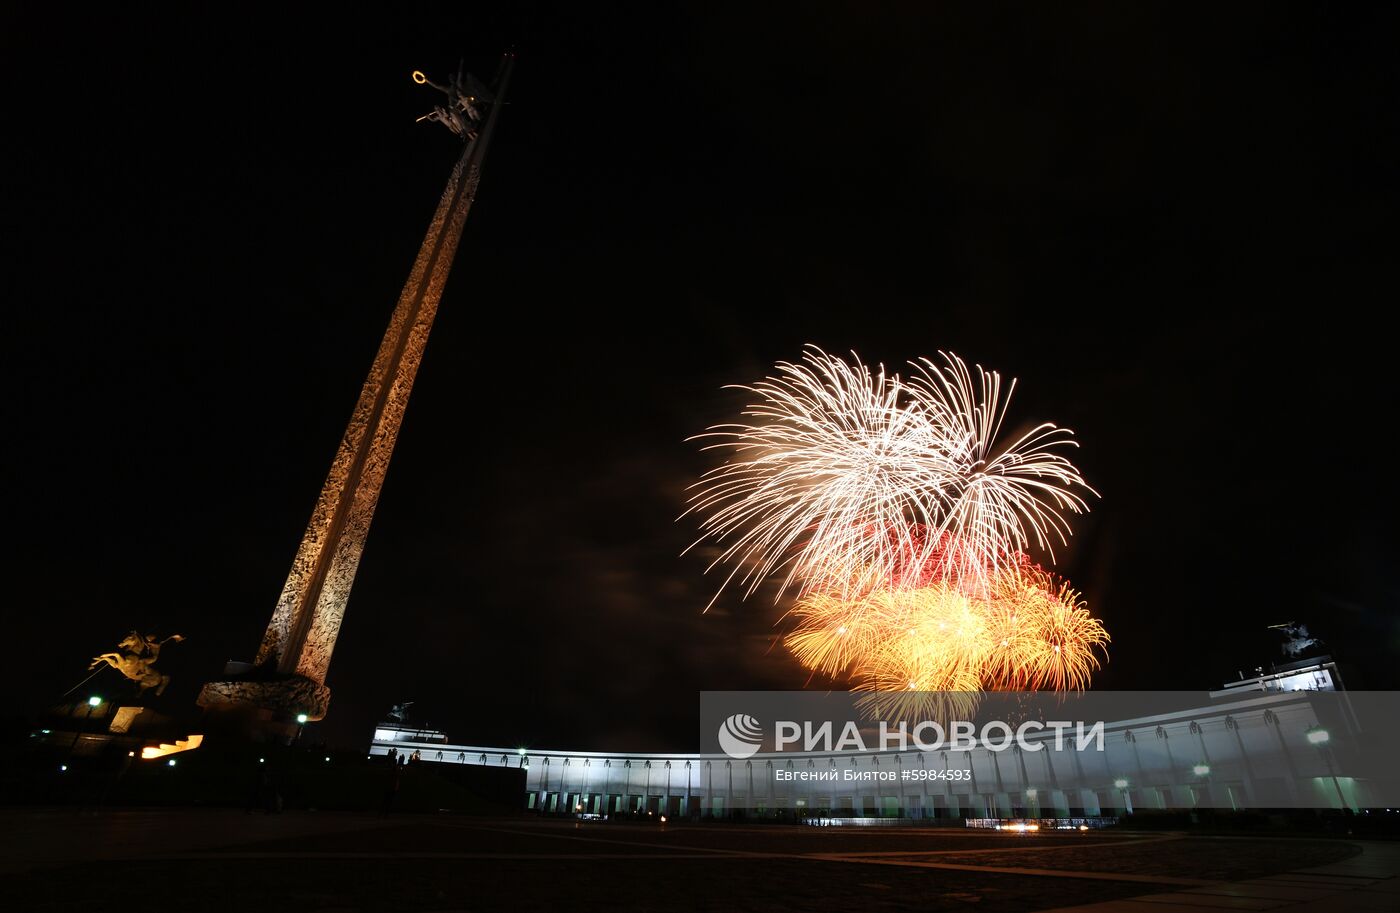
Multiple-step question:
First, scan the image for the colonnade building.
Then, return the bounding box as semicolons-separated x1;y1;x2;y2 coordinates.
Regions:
370;657;1384;819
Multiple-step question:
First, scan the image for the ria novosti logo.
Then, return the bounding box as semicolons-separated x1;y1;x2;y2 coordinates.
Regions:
712;714;1106;756
717;713;763;759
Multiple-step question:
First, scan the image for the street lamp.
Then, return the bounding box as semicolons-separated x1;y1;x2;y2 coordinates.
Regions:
1308;727;1347;808
1113;778;1132;814
69;696;103;760
296;713;309;724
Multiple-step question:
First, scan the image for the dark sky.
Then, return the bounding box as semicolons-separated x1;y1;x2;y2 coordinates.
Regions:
4;3;1396;751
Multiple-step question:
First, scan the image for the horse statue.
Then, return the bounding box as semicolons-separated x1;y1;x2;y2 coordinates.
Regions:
90;631;185;696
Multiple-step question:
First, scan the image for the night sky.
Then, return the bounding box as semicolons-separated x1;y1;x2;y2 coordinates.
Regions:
4;4;1397;751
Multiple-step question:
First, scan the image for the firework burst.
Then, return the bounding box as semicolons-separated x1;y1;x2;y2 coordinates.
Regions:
685;346;1095;604
987;565;1110;692
904;356;1096;584
785;566;1110;716
688;345;1109;700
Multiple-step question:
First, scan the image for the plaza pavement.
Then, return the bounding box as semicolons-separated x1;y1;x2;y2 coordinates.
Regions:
0;809;1393;911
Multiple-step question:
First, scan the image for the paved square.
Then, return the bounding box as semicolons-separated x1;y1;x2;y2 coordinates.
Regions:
0;810;1391;912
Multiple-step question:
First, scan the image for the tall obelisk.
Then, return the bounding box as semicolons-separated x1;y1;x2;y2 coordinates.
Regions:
199;53;515;729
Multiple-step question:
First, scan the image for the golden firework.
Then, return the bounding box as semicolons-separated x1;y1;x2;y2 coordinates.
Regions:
991;566;1110;692
783;563;1109;704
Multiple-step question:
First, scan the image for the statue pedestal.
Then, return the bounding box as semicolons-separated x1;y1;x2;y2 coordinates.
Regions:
197;667;330;742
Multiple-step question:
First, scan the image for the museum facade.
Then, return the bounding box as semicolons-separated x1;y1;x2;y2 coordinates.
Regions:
369;657;1379;818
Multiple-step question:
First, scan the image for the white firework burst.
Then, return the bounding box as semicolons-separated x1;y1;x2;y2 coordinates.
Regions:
684;346;1094;607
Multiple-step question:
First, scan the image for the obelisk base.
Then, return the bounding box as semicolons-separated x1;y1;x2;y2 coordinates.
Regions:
197;670;330;742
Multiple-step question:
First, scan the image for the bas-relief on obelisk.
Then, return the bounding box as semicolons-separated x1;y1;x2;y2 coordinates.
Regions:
198;54;515;730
